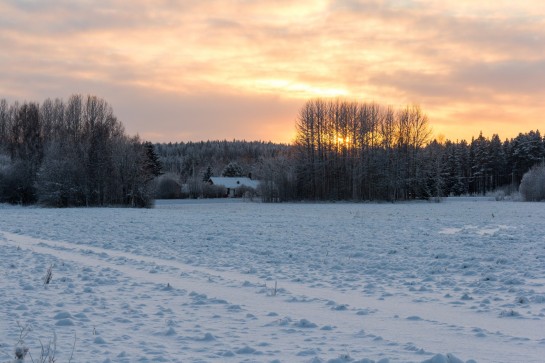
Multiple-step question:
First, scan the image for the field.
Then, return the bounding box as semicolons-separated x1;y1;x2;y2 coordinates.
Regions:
1;199;544;363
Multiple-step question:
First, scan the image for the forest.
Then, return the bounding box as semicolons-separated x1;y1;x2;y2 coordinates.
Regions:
156;99;545;202
0;95;161;207
1;96;544;206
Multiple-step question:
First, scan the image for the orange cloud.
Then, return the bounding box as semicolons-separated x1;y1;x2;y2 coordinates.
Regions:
1;0;544;143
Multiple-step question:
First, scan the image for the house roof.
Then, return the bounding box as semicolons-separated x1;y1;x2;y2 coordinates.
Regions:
210;177;260;189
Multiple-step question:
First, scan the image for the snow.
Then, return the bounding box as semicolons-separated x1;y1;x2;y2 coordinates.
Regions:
1;199;544;362
210;177;260;190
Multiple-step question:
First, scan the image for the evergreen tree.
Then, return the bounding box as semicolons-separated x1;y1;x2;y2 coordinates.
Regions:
222;161;244;177
509;131;545;185
470;132;491;195
142;141;163;181
202;165;213;182
488;134;507;189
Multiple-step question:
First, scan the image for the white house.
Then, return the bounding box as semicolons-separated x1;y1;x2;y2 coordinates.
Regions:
209;177;260;197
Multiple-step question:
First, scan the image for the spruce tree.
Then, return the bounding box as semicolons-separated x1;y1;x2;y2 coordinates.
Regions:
222;162;244;177
202;165;213;182
143;142;163;180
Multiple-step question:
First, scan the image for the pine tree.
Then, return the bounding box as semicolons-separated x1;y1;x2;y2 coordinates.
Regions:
202;165;213;182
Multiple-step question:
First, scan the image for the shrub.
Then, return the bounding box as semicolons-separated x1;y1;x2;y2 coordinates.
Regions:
519;163;545;201
156;174;181;199
0;160;38;205
235;185;257;199
202;184;226;198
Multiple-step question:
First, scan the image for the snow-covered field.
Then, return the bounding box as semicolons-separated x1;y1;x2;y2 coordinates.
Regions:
1;199;544;363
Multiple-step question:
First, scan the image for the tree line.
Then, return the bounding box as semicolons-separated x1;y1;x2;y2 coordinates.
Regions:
2;95;543;206
293;100;432;200
0;95;161;207
154;99;544;202
154;140;288;199
287;99;545;201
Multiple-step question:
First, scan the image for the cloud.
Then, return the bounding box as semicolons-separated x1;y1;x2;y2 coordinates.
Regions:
457;60;545;95
107;87;302;143
370;58;545;103
1;0;544;142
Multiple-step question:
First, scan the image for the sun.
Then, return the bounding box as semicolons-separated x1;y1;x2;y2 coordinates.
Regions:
336;136;352;147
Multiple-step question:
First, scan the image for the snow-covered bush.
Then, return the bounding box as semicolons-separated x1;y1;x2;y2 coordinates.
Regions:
155;173;182;199
519;163;545;201
221;162;244;177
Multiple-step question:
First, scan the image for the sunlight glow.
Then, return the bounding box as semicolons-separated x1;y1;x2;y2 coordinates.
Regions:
2;0;544;143
254;79;348;98
337;136;351;146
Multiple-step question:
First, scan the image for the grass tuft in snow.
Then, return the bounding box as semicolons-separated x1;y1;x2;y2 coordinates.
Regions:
42;265;53;287
5;322;75;363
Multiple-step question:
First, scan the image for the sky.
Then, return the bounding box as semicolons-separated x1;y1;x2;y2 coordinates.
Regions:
0;0;544;144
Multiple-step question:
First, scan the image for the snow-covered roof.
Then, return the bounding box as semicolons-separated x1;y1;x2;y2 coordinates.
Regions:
209;177;260;189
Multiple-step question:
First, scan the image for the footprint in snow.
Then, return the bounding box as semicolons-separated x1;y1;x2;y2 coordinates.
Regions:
227;304;242;311
194;332;216;341
55;318;74;326
235;346;261;355
499;309;521;318
332;304;348;311
93;336;107;345
293;319;317;328
421;353;468;363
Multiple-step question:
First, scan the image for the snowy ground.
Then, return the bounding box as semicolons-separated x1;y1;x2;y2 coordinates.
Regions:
1;199;544;363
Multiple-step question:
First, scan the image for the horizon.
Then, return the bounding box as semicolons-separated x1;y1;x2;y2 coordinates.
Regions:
1;1;544;144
